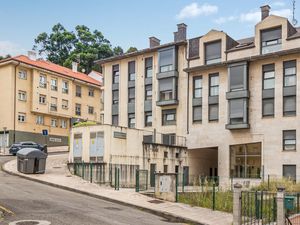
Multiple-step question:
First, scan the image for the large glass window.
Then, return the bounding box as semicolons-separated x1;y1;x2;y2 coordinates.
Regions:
283;130;296;151
128;61;136;81
76;85;81;97
193;106;202;123
283;165;296;182
128;87;135;103
205;40;221;65
145;57;153;78
128;113;135;128
145;84;152;100
50;97;57;111
193;76;202;98
229;64;247;91
112;90;119;104
262;98;274;116
75;104;81;116
263;64;275;89
209;74;219;96
261;27;282;54
229;99;245;124
112;65;119;84
62;81;69;94
112;115;118;126
209;104;219;121
145;112;152;127
230;143;261;178
162;109;176;125
159;78;173;101
39;75;47;88
51;79;58;91
283;96;296;116
159;48;174;73
284;60;297;87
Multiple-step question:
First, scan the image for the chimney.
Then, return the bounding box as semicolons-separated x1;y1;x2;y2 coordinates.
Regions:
72;62;78;72
149;37;160;48
260;5;271;20
174;23;187;42
28;51;37;61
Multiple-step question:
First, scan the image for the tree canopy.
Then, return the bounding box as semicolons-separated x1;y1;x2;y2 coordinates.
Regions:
0;54;11;60
33;23;125;74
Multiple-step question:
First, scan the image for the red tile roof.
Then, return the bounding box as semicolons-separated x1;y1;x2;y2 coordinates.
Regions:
2;55;101;86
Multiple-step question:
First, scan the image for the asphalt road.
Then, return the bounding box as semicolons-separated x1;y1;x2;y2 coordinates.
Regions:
0;156;184;225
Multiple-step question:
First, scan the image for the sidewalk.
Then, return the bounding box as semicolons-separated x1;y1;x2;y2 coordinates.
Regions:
3;154;233;225
0;146;69;156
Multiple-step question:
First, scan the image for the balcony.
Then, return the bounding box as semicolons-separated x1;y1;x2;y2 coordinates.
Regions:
143;131;186;148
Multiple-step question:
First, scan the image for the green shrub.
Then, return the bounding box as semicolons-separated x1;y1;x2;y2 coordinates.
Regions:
252;178;300;192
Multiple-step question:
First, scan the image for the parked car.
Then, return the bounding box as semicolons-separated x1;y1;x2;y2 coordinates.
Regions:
9;141;45;155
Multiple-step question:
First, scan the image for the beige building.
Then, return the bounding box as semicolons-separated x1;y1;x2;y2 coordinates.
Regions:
0;52;102;147
70;5;300;186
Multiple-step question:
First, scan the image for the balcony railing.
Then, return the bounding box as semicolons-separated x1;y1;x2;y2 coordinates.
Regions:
143;131;186;147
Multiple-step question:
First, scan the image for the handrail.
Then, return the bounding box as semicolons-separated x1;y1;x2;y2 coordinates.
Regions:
285;214;292;225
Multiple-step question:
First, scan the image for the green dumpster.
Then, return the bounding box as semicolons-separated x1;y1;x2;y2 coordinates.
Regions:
285;196;295;211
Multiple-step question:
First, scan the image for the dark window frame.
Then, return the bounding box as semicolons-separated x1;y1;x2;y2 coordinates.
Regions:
128;87;135;103
162;109;176;126
128;113;135;128
128;61;136;81
205;40;222;65
193;76;202;98
209;104;219;121
145;84;152;100
283;60;297;87
145;57;153;78
283;95;296;116
283;130;296;151
112;90;119;104
112;64;120;84
193;106;202;123
145;111;152;127
209;73;219;97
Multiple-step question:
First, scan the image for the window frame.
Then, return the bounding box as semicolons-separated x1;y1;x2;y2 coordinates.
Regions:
75;85;82;97
205;40;222;65
62;81;69;94
112;90;119;104
162;109;176;126
128;113;136;128
128;61;136;81
18;113;26;123
18;90;27;101
128;87;135;103
51;78;58;91
36;115;44;125
39;75;47;88
112;64;119;84
193;106;202;123
18;70;27;80
209;104;219;121
145;111;152;127
283;60;297;87
209;73;219;97
283;130;296;151
145;57;153;78
145;84;152;100
193;76;202;98
88;106;94;115
88;88;95;97
283;95;296;116
75;103;81;116
158;47;175;73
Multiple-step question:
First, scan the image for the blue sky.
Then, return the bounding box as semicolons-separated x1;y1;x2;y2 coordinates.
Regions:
0;0;299;56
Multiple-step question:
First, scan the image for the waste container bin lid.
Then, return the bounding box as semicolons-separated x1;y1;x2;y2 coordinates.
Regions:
17;148;47;159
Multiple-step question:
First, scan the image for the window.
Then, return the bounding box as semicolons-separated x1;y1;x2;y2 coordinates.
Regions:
51;78;58;91
62;81;69;94
205;40;221;65
50;97;57;111
75;104;81;116
193;106;202;123
209;104;219;121
163;165;168;173
283;96;296;116
283;130;296;151
284;60;296;87
88;88;94;97
162;109;176;125
76;85;81;97
261;27;282;54
51;118;57;127
128;87;135;103
230;142;261;178
143;135;153;143
128;113;135;128
18;91;27;101
112;115;118;126
229;64;247;91
128;61;136;81
164;151;168;158
159;48;174;73
61;119;67;129
159;78;174;101
209;74;219;96
162;133;176;145
229;99;245;124
262;98;274;117
145;57;153;78
18;70;27;79
18;113;26;122
62;99;68;109
112;65;119;84
36;115;44;125
193;76;202;98
39;75;47;88
39;94;46;104
263;64;275;89
283;165;296;182
145;85;152;100
88;106;94;114
112;90;119;104
145;112;152;127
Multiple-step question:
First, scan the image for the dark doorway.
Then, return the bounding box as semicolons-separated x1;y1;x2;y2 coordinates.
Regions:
150;163;156;187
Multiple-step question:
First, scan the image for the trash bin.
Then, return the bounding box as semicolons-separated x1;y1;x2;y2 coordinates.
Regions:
42;144;48;154
285;196;295;211
17;148;47;174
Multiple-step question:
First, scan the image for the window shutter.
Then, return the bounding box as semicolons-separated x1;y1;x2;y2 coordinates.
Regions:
205;41;221;60
261;28;282;42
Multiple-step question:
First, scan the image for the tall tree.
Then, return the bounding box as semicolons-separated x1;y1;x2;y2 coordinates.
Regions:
0;54;11;60
33;23;115;73
126;47;138;53
113;46;124;56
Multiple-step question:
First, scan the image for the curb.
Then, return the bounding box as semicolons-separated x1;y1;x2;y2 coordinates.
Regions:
1;161;204;225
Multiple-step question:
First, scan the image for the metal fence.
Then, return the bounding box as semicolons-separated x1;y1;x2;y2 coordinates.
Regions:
241;191;277;225
70;162;107;184
135;169;148;192
285;193;300;225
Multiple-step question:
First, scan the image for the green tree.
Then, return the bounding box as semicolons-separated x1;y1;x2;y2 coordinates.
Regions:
33;23;115;74
113;46;124;56
126;47;138;53
0;54;11;60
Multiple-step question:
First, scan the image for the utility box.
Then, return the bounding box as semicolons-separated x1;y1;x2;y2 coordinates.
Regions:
154;173;177;202
17;148;47;174
285;196;295;211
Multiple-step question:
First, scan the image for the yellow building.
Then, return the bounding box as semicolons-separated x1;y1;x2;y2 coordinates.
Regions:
0;52;102;147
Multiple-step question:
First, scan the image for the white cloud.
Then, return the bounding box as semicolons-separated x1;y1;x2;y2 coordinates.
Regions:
0;40;25;56
214;16;237;24
272;1;286;7
239;8;292;23
176;2;218;20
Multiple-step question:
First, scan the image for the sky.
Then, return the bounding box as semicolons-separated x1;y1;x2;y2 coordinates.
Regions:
0;0;299;56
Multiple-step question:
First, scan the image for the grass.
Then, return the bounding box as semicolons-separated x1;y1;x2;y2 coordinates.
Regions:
252;178;300;192
178;191;233;213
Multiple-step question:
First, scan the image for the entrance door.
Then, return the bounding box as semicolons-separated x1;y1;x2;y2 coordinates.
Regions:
150;163;156;187
183;166;189;185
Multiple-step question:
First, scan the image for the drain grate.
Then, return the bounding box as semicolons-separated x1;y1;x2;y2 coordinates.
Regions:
103;207;122;211
16;222;39;225
148;199;164;204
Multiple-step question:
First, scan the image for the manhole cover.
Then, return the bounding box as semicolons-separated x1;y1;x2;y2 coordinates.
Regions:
103;207;122;211
148;199;164;204
9;220;51;225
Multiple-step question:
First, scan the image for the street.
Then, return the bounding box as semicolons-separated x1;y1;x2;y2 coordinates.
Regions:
0;156;183;225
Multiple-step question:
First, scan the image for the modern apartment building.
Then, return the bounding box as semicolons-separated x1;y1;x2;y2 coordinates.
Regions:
0;52;102;147
70;5;300;186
